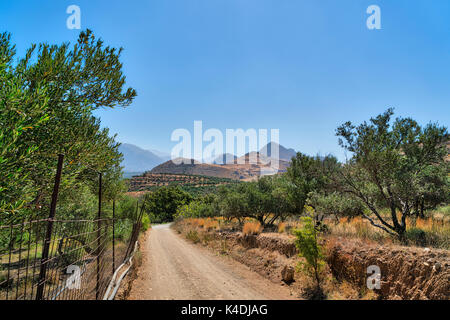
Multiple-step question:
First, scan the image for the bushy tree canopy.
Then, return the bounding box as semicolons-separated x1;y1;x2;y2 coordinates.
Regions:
145;186;193;223
335;108;449;237
0;30;137;220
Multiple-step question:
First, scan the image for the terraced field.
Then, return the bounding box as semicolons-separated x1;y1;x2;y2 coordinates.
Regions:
128;172;236;194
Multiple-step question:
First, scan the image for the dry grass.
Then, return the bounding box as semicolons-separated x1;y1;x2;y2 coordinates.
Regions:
242;222;263;235
326;214;449;249
411;216;449;232
186;230;200;243
405;216;450;248
203;218;219;230
185;218;219;230
329;217;392;244
182;211;449;249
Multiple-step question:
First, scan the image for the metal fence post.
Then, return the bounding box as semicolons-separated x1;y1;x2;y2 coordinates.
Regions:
96;172;102;300
36;154;64;300
112;199;116;274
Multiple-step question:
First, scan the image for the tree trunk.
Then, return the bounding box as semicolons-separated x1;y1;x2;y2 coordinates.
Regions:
419;199;425;218
257;215;265;227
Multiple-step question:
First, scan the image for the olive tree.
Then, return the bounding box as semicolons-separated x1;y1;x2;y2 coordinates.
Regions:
0;29;137;218
0;33;50;218
335;109;449;238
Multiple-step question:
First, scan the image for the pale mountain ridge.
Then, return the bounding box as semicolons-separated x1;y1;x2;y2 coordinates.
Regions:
121;142;296;179
261;141;297;161
119;143;168;173
149;142;294;180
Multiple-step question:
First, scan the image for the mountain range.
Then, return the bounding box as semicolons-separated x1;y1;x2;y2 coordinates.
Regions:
120;142;298;179
119;143;170;173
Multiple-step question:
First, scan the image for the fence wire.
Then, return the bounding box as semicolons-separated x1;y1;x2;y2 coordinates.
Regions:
0;215;141;300
1;155;144;300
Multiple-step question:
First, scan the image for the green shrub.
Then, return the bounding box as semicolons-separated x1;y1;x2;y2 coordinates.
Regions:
406;227;427;246
308;191;365;219
438;205;450;216
186;230;200;243
145;186;193;222
293;216;326;293
175;200;214;220
141;214;150;231
115;219;133;241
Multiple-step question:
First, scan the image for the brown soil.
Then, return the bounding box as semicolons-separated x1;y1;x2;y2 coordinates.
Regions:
326;237;450;300
210;230;299;284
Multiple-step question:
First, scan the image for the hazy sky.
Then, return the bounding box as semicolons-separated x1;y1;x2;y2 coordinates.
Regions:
1;0;449;160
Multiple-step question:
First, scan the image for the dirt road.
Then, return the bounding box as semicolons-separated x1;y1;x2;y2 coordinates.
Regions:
128;224;296;300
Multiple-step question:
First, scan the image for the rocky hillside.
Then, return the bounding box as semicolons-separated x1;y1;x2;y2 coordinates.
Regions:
121;142;296;179
150;156;290;180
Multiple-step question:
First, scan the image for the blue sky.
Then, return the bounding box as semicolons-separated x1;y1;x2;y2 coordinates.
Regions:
1;0;449;160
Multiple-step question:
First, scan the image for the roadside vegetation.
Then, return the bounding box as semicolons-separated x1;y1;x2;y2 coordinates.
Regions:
0;30;150;299
164;110;449;249
0;29;149;246
158;110;448;299
0;29;141;225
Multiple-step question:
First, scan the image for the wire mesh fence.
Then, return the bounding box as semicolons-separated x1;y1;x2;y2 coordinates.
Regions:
0;154;144;300
0;216;142;300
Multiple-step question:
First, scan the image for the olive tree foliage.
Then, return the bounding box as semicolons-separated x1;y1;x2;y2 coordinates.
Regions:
215;183;250;224
307;191;365;222
285;152;340;225
208;154;342;226
144;186;193;223
0;34;50;217
214;174;314;226
335;108;449;238
0;30;137;220
175;199;215;220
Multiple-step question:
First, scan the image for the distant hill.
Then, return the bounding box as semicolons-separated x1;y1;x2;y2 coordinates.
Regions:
210;143;296;165
119;143;167;172
150;142;294;180
151;158;243;179
261;141;297;162
128;172;236;192
123;142;296;181
151;157;290;180
148;149;171;161
212;153;238;164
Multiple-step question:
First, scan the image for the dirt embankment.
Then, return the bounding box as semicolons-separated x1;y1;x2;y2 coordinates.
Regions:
176;224;450;300
214;231;298;285
327;238;450;300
